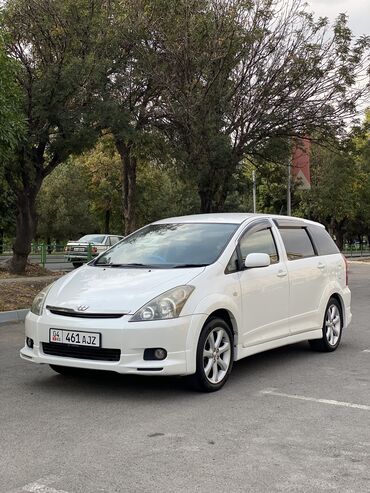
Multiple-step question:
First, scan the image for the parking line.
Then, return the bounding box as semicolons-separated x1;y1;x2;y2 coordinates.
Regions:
363;350;370;353
8;476;69;493
261;389;370;411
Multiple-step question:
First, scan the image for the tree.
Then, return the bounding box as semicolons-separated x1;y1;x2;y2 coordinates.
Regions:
0;34;24;251
36;159;99;242
153;0;370;211
298;143;358;249
1;0;112;273
95;0;168;235
0;34;24;162
76;136;122;234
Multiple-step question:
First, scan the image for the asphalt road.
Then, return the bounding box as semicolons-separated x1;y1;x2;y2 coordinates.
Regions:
1;254;74;272
1;263;370;493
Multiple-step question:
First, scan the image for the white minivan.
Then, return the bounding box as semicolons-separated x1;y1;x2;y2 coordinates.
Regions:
21;213;351;392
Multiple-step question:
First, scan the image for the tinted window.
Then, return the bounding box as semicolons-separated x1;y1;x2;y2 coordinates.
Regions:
279;228;315;260
95;223;238;268
309;225;339;255
239;228;279;264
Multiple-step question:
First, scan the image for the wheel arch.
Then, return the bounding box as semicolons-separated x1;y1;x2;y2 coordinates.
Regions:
328;292;345;321
204;309;239;345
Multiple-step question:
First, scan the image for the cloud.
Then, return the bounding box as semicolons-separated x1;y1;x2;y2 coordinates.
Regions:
307;0;370;36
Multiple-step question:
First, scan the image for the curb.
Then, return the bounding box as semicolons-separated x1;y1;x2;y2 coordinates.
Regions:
0;309;29;326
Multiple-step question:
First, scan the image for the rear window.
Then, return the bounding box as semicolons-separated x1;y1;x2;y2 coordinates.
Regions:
309;225;339;256
78;235;106;244
279;228;315;260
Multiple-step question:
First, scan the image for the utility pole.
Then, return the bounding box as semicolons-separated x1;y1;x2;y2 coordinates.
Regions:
252;170;257;213
287;162;291;216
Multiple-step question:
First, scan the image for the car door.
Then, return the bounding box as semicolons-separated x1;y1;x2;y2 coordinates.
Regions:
238;220;290;348
277;225;327;335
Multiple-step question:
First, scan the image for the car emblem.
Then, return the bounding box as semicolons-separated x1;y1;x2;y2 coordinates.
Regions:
77;305;89;311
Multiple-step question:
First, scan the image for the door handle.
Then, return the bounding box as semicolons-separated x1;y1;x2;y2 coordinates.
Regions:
317;262;326;270
277;270;287;278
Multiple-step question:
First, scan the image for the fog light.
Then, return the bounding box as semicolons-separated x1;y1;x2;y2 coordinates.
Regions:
26;337;34;349
154;348;167;360
143;348;167;361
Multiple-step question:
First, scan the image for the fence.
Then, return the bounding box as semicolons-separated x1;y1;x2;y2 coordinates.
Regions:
0;242;96;269
342;243;370;258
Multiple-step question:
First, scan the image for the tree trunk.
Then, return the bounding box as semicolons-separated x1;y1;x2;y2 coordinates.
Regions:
0;229;3;254
115;139;137;235
104;208;111;234
199;189;212;213
198;177;230;213
331;218;346;251
9;182;41;274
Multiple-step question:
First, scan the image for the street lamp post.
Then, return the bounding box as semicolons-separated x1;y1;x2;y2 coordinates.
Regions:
252;170;257;213
287;162;291;216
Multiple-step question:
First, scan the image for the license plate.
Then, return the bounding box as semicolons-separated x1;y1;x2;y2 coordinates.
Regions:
74;247;85;252
49;329;100;347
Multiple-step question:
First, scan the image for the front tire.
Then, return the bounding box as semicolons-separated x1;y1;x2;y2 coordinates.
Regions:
188;317;234;392
72;262;83;269
309;298;343;352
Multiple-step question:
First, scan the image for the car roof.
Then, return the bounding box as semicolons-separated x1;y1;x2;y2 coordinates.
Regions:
154;213;323;227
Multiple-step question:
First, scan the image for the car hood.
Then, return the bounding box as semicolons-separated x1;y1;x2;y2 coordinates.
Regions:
46;265;205;314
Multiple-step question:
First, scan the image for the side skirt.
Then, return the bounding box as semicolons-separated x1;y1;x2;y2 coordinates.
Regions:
234;329;323;361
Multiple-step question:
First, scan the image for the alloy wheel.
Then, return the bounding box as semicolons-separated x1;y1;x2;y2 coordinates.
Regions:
203;327;232;384
325;304;341;346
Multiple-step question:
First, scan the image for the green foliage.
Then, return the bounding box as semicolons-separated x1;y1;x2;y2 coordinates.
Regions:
36;138;199;241
0;35;24;162
36;160;99;241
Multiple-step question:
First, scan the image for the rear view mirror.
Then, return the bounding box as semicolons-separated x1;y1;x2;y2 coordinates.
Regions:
244;253;271;269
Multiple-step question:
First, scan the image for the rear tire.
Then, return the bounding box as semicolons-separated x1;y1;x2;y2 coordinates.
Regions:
187;317;234;392
309;298;343;352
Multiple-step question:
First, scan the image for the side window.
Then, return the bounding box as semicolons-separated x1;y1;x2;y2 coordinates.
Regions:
225;250;239;274
239;228;279;264
279;228;315;260
110;236;121;246
308;225;339;255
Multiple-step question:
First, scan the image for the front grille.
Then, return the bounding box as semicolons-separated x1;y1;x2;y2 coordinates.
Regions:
46;306;125;319
42;342;120;362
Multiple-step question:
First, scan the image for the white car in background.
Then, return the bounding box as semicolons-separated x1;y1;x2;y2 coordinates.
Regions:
22;213;351;392
64;234;124;268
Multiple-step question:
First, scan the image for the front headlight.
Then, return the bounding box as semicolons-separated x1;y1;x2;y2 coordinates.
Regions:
130;285;195;322
31;283;54;316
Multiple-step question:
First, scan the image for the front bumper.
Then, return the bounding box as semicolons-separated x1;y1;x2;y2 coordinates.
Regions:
20;311;204;376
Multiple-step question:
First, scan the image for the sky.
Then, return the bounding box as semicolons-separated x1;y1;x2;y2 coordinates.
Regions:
307;0;370;36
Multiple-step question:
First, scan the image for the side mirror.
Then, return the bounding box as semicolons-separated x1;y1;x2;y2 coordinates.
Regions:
244;253;271;269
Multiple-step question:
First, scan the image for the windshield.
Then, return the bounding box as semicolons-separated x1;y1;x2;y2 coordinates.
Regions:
94;223;238;268
78;235;106;244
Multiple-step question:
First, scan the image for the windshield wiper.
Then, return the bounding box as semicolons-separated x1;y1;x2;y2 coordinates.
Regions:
109;263;150;268
172;263;209;268
95;262;150;268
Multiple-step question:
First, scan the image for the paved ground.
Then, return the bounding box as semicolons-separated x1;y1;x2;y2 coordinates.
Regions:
1;263;370;493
